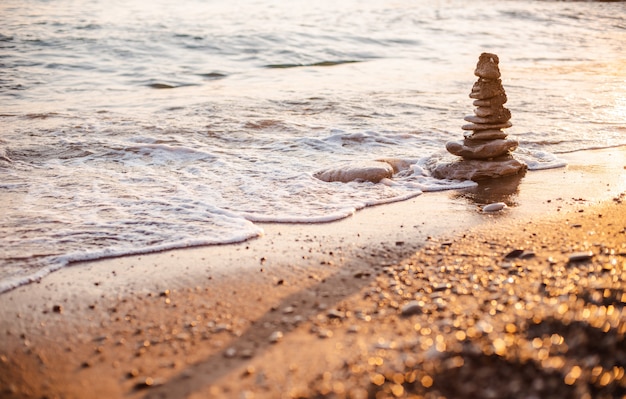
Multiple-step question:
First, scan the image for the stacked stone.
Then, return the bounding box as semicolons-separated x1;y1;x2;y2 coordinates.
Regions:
446;53;517;159
432;53;526;181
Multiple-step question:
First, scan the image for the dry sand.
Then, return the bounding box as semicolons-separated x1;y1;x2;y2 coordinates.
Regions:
1;147;625;399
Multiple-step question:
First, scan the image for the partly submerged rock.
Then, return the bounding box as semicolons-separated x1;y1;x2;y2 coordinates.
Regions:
313;160;394;183
375;158;414;174
431;155;527;181
446;139;518;159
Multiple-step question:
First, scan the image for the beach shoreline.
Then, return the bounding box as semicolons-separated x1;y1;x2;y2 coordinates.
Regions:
1;146;625;398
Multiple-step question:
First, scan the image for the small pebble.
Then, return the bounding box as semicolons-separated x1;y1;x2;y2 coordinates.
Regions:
482;202;507;212
568;251;594;263
400;300;424;316
134;377;155;390
269;331;283;343
223;347;237;358
504;249;524;259
347;325;360;333
318;329;333;339
326;309;345;319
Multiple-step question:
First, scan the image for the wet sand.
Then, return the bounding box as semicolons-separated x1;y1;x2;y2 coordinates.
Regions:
1;147;625;399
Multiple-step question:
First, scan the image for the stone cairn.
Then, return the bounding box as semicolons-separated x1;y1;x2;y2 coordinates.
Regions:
432;53;527;181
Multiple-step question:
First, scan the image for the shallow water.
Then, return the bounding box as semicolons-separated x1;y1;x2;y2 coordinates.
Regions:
1;0;625;292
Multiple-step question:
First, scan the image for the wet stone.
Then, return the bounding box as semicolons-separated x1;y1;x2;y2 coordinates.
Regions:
446;139;518;160
464;130;508;140
473;93;507;107
431;156;527;181
313;161;394;183
461;121;513;131
464;107;511;124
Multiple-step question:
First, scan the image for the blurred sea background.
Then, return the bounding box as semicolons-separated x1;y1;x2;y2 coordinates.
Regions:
1;0;625;292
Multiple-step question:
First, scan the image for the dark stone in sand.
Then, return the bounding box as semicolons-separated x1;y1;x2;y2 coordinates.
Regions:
474;52;501;80
470;78;505;100
464;129;508;140
462;121;513;131
400;300;424;316
314;160;394;183
504;249;525;259
446;138;518;159
568;251;594;263
464;107;511;124
431;156;527;181
473;93;507;107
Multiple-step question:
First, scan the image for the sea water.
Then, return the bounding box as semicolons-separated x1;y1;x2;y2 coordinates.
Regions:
1;0;625;292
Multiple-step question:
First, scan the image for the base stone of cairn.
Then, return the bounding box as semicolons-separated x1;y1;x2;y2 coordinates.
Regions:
430;154;526;181
432;53;527;181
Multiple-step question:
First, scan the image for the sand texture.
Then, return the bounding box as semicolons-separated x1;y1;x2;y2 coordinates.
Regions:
1;148;626;399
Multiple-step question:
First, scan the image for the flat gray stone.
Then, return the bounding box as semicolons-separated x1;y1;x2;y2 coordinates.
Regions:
313;160;394;183
446;138;518;159
462;121;513;131
464;107;511;124
431;156;527;181
473;93;507;107
464;129;508;140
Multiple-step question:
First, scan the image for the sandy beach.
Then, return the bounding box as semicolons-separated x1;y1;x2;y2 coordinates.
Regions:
1;146;625;399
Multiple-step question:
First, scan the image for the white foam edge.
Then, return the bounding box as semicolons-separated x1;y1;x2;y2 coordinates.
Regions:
0;229;263;295
242;208;358;223
242;191;424;223
514;148;567;170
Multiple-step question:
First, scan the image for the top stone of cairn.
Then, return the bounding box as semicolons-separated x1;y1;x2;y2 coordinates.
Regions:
474;52;501;80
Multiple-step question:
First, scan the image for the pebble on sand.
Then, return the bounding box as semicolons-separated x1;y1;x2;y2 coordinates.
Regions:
568;251;594;263
482;202;507;212
269;331;283;343
400;300;425;316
